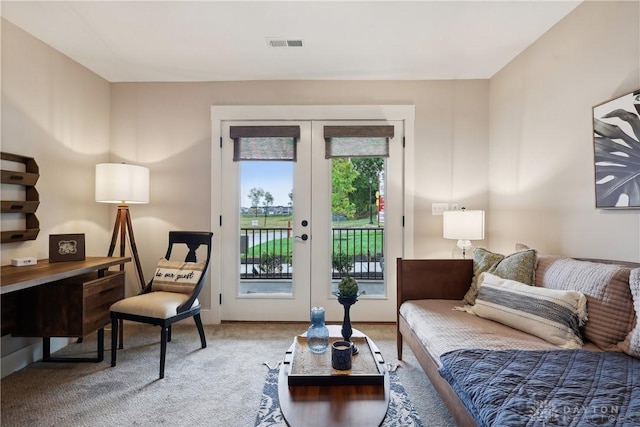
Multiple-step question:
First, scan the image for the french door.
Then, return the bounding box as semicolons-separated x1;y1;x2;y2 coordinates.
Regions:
213;107;407;323
219;120;312;321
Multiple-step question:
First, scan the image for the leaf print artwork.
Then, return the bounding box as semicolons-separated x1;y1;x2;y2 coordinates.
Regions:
593;89;640;208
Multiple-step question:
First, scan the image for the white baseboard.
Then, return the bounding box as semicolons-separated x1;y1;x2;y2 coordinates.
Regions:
199;308;220;325
1;337;71;379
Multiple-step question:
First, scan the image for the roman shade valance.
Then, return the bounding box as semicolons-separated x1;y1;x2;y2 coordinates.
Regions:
324;125;394;158
230;125;300;161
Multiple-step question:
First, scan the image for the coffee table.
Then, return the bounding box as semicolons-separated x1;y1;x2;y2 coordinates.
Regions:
278;325;390;427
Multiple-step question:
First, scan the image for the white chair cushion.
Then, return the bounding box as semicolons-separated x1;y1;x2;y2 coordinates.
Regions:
110;292;200;319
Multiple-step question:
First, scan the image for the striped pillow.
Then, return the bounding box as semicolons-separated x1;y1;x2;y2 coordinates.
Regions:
620;268;640;358
536;255;634;351
152;258;204;294
470;273;587;348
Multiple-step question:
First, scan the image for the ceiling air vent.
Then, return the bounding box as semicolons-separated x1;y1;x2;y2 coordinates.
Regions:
267;38;304;48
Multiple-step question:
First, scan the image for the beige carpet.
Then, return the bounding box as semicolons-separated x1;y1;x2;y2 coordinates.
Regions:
1;322;454;427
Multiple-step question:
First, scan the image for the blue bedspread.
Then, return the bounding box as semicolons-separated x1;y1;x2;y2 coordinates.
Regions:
438;349;640;426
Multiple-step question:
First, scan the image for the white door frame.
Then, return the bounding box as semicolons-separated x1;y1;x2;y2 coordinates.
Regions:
207;105;415;324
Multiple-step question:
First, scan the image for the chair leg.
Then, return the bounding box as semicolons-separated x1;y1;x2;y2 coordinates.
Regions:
111;317;119;367
168;325;172;342
159;326;168;379
118;319;124;349
194;313;207;348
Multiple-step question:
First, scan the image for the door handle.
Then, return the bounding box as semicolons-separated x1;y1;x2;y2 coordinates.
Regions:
295;234;309;241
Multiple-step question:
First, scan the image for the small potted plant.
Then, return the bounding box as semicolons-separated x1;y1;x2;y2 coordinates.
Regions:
337;275;359;300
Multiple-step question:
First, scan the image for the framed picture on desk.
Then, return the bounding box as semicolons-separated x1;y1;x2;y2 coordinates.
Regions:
49;233;85;262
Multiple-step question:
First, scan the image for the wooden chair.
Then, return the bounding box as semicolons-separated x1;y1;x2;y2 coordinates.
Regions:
110;231;213;379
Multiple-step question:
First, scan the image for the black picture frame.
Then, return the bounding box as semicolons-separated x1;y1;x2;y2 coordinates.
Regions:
49;233;86;262
592;88;640;209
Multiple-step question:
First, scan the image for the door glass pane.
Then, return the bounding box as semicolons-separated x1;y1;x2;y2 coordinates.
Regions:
238;161;294;295
330;157;385;296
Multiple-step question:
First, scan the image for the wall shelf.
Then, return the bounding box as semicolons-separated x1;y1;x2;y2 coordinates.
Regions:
1;152;40;243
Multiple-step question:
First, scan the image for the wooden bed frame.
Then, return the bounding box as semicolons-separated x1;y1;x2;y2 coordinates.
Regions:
396;258;476;427
395;256;640;427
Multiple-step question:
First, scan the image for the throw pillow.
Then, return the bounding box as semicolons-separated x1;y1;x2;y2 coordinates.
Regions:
152;258;205;294
536;255;634;351
620;268;640;358
471;272;587;348
463;248;537;305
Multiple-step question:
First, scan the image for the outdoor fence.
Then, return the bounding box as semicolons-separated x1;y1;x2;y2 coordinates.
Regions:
240;226;384;280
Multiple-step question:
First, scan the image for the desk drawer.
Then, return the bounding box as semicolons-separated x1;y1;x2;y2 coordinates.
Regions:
13;270;125;338
83;271;124;333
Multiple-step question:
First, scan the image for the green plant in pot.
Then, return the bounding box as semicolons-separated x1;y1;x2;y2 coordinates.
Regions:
337;275;359;299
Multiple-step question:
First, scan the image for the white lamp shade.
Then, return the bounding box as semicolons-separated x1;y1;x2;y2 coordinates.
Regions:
95;163;149;204
443;210;485;240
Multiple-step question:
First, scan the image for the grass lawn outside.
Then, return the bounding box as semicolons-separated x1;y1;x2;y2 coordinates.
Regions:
241;214;383;258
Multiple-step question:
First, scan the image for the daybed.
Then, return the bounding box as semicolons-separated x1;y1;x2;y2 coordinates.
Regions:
396;251;640;426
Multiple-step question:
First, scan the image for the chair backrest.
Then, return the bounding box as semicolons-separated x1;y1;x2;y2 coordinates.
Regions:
152;231;213;313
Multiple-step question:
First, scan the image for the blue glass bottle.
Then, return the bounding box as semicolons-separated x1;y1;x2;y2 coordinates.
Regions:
307;306;329;354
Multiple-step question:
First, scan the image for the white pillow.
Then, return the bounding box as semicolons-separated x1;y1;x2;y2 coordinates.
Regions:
470;272;587;348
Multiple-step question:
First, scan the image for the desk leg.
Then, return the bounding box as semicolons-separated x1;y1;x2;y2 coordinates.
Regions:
43;337;51;361
41;328;105;363
97;328;104;362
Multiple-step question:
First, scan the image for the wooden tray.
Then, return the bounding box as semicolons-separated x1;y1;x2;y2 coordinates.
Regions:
285;335;385;386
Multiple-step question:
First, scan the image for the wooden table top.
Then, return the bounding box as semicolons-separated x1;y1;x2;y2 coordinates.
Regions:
1;256;130;294
278;325;390;427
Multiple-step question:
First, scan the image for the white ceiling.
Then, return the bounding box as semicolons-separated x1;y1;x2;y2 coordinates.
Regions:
1;1;582;82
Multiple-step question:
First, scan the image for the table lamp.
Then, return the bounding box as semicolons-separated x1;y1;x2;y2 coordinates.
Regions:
443;208;485;259
95;163;149;290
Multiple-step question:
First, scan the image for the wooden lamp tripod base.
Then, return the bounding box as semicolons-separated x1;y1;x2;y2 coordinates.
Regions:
108;204;146;348
108;204;146;287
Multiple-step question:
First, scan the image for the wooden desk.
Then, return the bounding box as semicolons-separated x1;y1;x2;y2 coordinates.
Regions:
1;257;130;294
1;256;130;362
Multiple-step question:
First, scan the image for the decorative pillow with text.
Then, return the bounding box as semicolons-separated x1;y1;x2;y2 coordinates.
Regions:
152;258;205;294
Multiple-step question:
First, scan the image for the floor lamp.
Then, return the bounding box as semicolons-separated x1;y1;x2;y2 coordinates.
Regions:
95;162;149;290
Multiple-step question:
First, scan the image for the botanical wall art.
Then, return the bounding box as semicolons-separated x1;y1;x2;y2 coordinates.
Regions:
592;89;640;208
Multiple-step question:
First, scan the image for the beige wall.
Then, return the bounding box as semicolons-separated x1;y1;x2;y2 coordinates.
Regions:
1;19;112;262
1;19;112;367
489;1;640;260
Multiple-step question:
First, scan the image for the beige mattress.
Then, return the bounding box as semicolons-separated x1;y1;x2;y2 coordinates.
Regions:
400;299;601;366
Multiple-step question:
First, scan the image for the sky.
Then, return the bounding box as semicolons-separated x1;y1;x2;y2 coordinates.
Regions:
240;162;293;207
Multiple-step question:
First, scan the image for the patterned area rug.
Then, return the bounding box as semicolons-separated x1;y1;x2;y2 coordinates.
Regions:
255;365;423;427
